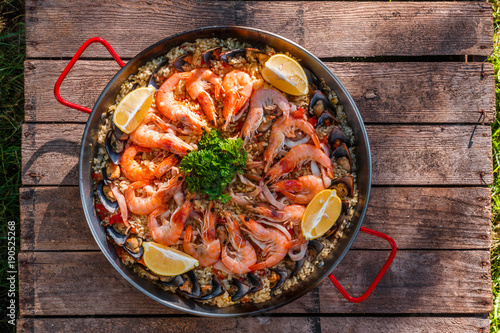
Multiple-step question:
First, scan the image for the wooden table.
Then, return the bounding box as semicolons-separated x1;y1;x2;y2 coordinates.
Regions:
19;1;494;332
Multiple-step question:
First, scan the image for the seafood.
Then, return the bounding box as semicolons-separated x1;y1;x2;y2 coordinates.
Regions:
264;144;334;184
154;154;180;178
247;203;306;224
221;212;257;274
222;70;253;130
241;216;301;271
241;87;290;145
125;176;183;215
264;115;320;172
129;112;194;155
185;68;222;125
148;192;195;245
270;175;325;205
156;72;207;133
120;145;156;181
183;201;221;267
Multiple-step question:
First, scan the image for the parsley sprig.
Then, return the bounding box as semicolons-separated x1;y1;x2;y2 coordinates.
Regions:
179;129;247;203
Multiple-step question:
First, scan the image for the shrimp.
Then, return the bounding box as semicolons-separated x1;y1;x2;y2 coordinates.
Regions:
130;112;194;156
264;144;334;184
270;175;325;205
247;203;306;224
148;192;195;246
241;215;301;271
125;176;184;215
185;68;222;125
154;154;180;178
183;201;221;267
221;212;257;274
156;72;207;133
222;70;253;130
241;87;290;145
264;115;321;172
120;145;156;181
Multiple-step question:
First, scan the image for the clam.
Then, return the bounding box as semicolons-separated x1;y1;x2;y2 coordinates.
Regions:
172;53;193;72
97;181;119;213
270;269;289;292
202;47;222;66
177;270;201;299
328;126;351;148
330;175;354;198
198;276;225;301
105;130;125;165
228;278;252;301
159;275;185;288
147;59;170;90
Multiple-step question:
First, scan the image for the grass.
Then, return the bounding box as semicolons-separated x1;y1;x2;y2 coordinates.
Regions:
0;0;24;332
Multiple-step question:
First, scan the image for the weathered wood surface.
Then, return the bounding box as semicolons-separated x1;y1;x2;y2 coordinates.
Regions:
21;123;493;186
24;60;495;124
16;316;489;333
18;250;491;316
25;1;493;58
19;186;491;251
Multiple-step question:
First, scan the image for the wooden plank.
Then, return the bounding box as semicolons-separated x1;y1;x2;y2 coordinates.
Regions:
19;186;491;251
21;124;493;186
25;1;493;58
18;250;491;316
16;316;489;333
25;60;495;124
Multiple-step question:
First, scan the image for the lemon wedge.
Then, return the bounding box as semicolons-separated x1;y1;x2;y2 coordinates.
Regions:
113;86;155;134
301;189;342;240
142;242;199;276
261;54;308;96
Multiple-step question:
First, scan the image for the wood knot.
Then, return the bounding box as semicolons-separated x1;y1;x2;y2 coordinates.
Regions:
363;90;377;99
25;61;36;70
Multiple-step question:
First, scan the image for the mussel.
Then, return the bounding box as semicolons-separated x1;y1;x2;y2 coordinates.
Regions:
247;273;263;293
159;275;185;288
147;59;170;90
105;225;145;261
308;90;335;118
172;53;193;72
97;181;119;213
220;48;267;63
303;67;321;90
105;163;121;181
291;240;325;277
105;130;125;165
123;236;144;261
270;269;289;292
228;278;252;301
328;126;351;148
105;224;128;246
177;270;201;298
316;111;338;128
330;143;351;172
198;276;226;301
202;47;222;67
330;175;354;198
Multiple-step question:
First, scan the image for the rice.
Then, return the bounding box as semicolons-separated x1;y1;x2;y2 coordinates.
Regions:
92;37;359;308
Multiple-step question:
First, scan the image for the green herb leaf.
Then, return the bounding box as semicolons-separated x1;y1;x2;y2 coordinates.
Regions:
179;129;247;202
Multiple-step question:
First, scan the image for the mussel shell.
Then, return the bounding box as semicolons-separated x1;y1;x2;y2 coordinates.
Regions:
147;59;170;90
177;270;201;299
270;269;289;292
328;126;351;148
308;240;325;260
304;68;321;90
331;143;350;159
202;47;222;67
246;273;263;293
220;49;246;63
97;181;119;213
198;276;225;301
172;53;193;72
308;90;335;118
228;278;251;301
159;275;185;288
330;175;354;198
124;236;144;261
316;111;338;128
105;225;127;246
105;131;124;165
291;258;305;277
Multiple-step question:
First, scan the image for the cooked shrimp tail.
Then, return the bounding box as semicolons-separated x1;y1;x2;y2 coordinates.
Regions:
186;68;222;126
221;212;257;274
222;70;253;130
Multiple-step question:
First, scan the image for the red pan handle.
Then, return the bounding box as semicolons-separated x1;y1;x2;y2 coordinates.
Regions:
328;226;397;303
54;37;125;113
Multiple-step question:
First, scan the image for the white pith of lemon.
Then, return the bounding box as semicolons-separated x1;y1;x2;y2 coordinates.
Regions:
301;189;342;240
261;54;308;96
142;242;199;276
113;86;155;134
